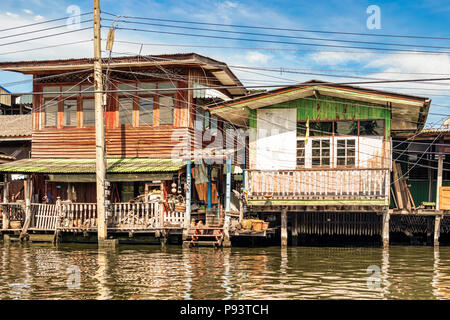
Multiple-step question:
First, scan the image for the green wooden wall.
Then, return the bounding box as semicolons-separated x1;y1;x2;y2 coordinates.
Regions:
250;94;391;139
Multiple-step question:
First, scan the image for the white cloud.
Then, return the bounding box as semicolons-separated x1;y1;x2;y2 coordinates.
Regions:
245;51;272;64
310;50;373;65
223;1;238;8
34;15;44;21
23;9;33;15
6;12;19;18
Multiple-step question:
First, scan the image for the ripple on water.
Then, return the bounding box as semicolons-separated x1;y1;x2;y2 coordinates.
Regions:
1;244;450;299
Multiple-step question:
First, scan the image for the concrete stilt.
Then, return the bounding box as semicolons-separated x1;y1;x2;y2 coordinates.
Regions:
223;214;231;248
98;239;118;249
434;215;441;247
281;207;288;247
292;213;298;246
382;210;390;248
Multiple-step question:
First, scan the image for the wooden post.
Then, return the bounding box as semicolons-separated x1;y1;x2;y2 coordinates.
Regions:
281;207;288;247
436;152;443;211
292;213;298;246
183;160;192;240
20;175;32;240
225;156;231;213
207;164;212;210
93;0;107;242
428;154;433;203
144;183;149;203
223;214;231;247
2;174;9;230
382;209;390;248
434;215;441;246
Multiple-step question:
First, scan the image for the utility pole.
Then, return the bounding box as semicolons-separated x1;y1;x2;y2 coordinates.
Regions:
93;0;107;242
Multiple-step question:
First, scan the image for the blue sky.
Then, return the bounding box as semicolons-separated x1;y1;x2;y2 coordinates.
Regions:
0;0;449;125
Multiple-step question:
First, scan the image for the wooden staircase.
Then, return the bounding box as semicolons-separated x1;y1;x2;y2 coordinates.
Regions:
184;226;224;248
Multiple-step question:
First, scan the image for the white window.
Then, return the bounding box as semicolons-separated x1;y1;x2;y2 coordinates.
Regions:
159;96;174;125
63;100;77;127
336;138;356;166
118;98;133;125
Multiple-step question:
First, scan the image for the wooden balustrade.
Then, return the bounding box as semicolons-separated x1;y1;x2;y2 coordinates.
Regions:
1;201;181;232
163;210;185;227
245;168;390;200
60;203;97;230
29;203;59;231
111;202;161;230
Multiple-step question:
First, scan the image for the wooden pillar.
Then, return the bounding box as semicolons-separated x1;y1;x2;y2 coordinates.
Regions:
281;207;288;247
225;157;231;213
183;160;192;240
434;215;441;247
382;209;390;248
436;152;443;211
428;163;433;203
20;175;32;240
223;214;231;247
2;174;9;230
144;183;149;203
207;164;212;210
292;213;298;246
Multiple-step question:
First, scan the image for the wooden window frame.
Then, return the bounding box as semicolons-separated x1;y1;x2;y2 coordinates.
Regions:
62;98;78;128
43;97;59;128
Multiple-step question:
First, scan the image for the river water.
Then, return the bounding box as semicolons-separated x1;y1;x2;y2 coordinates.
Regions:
0;243;449;300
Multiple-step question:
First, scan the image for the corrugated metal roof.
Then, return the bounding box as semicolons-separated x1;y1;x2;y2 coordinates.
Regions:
0;158;186;174
0;114;32;138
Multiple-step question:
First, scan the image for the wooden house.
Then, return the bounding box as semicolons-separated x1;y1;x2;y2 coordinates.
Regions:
0;54;247;244
209;80;431;246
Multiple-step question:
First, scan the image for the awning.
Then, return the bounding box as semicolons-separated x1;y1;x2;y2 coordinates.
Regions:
0;158;186;174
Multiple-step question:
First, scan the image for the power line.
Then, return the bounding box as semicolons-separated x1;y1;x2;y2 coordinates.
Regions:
105;18;450;52
111;40;450;57
0;39;92;57
115;27;450;55
0;27;93;47
102;12;450;41
0;19;93;41
0;12;92;33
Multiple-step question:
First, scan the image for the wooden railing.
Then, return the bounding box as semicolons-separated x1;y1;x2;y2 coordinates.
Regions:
1;201;182;231
110;202;161;230
59;203;98;230
245;168;390;200
29;203;59;231
163;210;184;227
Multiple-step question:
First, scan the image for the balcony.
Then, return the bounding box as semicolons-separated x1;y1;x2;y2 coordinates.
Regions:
244;168;390;205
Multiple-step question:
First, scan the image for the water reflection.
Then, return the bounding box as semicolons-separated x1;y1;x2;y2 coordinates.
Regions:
0;244;449;300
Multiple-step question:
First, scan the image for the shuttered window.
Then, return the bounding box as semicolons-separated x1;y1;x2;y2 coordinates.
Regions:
63;100;77;127
44;100;58;127
159;96;174;125
82;99;95;127
119;98;133;125
139;97;153;126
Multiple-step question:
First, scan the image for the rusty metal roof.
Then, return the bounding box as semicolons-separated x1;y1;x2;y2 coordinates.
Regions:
0;158;186;174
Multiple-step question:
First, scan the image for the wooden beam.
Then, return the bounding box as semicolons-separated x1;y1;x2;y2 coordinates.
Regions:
281;207;287;247
292;213;298;246
436;153;443;211
382;209;390;248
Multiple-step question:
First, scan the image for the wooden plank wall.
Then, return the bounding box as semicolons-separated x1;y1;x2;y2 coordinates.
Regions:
32;127;194;159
